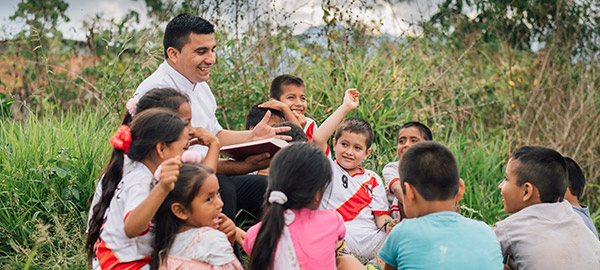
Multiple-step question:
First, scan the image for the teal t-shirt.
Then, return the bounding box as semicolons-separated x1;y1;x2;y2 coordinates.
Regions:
378;211;503;270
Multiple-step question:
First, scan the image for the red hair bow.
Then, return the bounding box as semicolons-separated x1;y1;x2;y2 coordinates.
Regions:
109;125;132;154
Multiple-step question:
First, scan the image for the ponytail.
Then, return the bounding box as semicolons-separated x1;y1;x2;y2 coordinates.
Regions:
85;149;125;263
247;198;285;270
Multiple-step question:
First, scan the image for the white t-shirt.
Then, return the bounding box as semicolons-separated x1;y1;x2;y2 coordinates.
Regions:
169;227;239;266
95;161;155;269
495;200;600;269
134;61;222;156
319;158;389;259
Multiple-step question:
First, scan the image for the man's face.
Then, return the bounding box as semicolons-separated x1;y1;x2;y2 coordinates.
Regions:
498;158;527;214
169;33;216;83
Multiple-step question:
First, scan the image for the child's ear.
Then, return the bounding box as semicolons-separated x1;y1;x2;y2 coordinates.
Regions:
455;178;466;203
403;182;416;204
522;182;534;202
155;142;167;159
365;148;372;159
171;203;189;221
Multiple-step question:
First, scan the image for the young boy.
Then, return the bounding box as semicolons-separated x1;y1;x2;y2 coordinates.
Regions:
382;122;432;220
312;89;392;261
245;103;285;130
378;141;503;270
496;146;600;269
563;156;599;237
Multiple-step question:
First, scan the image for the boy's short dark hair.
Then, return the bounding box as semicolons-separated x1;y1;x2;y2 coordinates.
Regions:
564;157;585;200
334;118;374;149
511;146;567;203
164;14;214;58
270;74;305;100
400;121;433;141
399;141;459;201
274;122;308;143
245;104;285;130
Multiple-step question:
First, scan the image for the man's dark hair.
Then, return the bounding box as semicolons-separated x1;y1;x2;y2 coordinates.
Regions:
245;104;285;130
564;157;586;200
399;141;459;201
511;146;567;203
270;74;305;100
164;14;214;58
400;121;433;141
274;122;308;143
334;118;374;149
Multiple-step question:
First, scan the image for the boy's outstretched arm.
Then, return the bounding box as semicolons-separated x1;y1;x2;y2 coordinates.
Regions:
312;89;359;153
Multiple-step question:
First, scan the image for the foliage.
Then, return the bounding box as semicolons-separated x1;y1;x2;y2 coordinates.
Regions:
429;0;600;54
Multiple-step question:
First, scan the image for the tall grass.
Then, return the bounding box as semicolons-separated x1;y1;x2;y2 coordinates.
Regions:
0;108;114;269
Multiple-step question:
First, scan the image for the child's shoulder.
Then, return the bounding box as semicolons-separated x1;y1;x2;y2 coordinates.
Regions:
383;161;399;171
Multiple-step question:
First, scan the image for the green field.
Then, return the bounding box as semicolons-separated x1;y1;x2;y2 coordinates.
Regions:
1;1;599;268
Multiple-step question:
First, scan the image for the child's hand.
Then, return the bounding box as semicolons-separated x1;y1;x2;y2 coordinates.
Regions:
217;213;237;245
155;156;182;193
189;127;220;147
296;114;307;129
259;99;288;112
343;89;360;110
235;227;246;247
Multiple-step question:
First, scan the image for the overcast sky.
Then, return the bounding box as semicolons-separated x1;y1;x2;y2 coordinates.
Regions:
0;0;443;40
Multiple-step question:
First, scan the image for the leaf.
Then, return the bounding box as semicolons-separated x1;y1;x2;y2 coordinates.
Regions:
51;167;68;178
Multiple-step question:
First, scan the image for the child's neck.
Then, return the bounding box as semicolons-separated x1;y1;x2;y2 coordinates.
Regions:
343;166;363;176
414;200;457;217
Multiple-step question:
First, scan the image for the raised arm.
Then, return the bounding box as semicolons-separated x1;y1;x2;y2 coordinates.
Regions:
312;89;359;153
189;127;221;172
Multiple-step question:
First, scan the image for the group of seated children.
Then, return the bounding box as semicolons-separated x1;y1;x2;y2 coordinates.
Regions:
86;73;600;270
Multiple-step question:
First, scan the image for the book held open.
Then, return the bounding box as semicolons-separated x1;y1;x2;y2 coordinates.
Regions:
220;138;289;160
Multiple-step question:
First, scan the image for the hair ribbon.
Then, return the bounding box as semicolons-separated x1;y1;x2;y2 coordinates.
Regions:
268;191;288;205
109;125;132;154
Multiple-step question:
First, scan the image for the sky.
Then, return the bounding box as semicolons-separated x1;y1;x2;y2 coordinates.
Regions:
0;0;444;40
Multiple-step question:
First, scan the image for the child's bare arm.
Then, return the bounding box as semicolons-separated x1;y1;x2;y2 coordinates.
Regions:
190;127;221;172
235;227;246;247
124;157;181;238
259;99;303;127
312;89;359;153
374;213;394;234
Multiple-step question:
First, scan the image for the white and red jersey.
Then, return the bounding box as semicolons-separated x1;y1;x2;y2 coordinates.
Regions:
319;158;389;259
382;161;402;220
94;161;154;270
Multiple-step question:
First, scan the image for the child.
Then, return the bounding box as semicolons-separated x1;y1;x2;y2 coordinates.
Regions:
563;156;599;237
378;141;503;269
151;163;243;270
87;88;220;231
244;143;346;270
86;108;190;269
382;121;432;220
245;103;286;130
496;146;600;269
312;89;392;261
273;122;308;143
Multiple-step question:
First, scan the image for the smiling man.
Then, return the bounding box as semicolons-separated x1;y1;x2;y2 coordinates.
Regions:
134;14;287;226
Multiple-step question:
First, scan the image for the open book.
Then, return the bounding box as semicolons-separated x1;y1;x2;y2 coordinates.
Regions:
220;138;289;160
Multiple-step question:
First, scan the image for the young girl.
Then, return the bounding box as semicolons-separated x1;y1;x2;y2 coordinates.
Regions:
151;163;243;270
243;143;346;270
86;108;189;269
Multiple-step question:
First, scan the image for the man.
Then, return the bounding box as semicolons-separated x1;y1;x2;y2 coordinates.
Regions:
134;14;289;223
